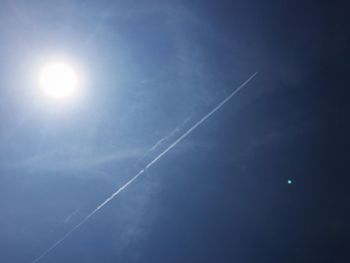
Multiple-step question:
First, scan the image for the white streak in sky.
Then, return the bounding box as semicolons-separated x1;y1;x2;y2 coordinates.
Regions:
32;72;257;263
150;117;191;151
134;117;191;168
64;208;81;224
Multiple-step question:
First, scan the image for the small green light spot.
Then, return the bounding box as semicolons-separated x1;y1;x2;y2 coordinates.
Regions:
288;180;292;185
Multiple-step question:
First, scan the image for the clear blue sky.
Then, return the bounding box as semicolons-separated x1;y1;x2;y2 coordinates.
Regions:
0;1;346;262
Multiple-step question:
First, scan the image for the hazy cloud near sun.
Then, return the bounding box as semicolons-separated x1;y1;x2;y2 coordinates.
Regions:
7;146;145;173
4;134;211;175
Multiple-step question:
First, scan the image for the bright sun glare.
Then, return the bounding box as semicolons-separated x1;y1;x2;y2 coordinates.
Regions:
39;62;78;99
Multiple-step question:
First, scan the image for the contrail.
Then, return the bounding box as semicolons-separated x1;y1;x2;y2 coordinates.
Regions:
32;72;257;263
150;117;191;151
64;207;81;224
134;116;191;169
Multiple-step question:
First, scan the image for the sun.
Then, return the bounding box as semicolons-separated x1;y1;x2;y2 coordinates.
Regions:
39;62;79;99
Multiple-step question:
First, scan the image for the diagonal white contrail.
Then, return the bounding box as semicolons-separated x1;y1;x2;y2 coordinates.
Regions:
134;116;191;169
64;207;81;224
150;117;191;151
32;72;257;263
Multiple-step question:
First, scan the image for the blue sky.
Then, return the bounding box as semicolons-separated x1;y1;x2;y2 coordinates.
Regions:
0;1;347;262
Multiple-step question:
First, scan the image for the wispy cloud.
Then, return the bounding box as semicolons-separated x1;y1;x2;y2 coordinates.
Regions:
64;207;81;224
7;147;145;173
32;72;257;263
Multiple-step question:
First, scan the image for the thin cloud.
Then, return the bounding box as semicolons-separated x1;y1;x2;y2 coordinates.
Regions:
32;72;257;263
